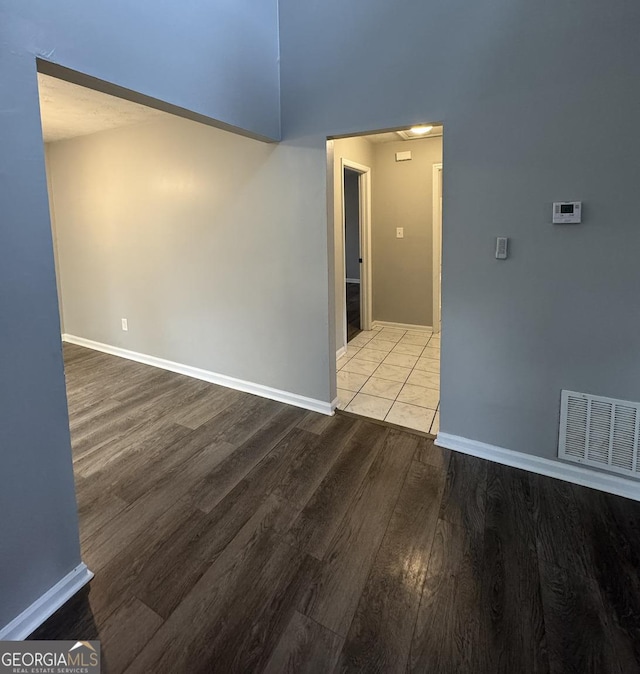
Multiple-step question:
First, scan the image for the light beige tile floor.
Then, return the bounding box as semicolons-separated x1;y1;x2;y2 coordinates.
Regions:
337;325;440;434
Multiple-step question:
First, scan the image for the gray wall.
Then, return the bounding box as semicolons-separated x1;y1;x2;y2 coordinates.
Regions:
3;1;280;139
372;137;442;327
0;55;81;632
45;150;65;333
344;170;360;281
279;0;640;469
46;115;331;401
0;0;279;632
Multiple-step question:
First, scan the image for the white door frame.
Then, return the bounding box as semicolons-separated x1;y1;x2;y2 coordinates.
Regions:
432;163;443;333
341;158;372;348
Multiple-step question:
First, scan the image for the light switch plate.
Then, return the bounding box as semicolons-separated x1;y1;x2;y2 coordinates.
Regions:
396;227;404;238
495;237;508;259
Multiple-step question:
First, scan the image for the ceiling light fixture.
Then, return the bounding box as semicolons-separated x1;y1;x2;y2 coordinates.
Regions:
409;125;433;135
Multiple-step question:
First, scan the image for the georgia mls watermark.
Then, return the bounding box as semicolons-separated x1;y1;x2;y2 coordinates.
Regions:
0;641;100;674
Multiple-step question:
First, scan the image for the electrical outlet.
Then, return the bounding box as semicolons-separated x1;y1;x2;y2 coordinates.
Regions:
121;318;128;331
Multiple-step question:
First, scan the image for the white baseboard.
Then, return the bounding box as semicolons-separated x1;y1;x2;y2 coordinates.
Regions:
0;563;93;640
436;432;640;502
372;321;432;333
62;334;334;416
346;278;361;284
336;345;347;359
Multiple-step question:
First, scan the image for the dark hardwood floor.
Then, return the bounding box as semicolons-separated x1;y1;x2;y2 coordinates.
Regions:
32;343;640;673
346;282;361;342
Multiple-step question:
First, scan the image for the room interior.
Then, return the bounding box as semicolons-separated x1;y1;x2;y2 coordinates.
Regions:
3;1;640;671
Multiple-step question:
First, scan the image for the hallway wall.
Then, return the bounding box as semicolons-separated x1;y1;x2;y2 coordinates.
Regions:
372;136;442;327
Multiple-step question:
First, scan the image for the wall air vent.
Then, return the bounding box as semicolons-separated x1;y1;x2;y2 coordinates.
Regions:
559;390;640;477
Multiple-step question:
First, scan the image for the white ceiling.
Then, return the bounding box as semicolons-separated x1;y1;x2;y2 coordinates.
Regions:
362;125;444;144
37;73;166;143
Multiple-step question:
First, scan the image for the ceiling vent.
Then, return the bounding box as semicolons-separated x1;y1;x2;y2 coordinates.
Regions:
559;390;640;477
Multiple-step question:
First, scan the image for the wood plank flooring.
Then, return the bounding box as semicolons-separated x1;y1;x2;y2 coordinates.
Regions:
31;343;640;673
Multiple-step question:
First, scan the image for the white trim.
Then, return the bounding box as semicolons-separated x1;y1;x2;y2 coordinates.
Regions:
436;432;640;502
0;563;93;640
341;159;372;346
346;278;361;284
336;345;347;360
432;163;443;335
63;335;334;416
371;320;432;333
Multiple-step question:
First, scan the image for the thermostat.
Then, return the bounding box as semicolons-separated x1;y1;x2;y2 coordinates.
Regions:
553;201;582;224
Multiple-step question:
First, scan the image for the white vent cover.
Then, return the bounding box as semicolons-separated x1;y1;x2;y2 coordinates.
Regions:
559;390;640;477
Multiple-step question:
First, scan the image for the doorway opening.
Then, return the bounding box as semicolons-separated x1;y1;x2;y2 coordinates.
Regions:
344;168;361;342
341;160;372;349
37;65;290;570
330;125;443;435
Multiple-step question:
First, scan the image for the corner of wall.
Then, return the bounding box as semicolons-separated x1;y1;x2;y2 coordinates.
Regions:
275;0;283;142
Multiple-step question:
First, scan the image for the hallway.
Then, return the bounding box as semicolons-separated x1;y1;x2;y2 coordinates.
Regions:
338;325;440;434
